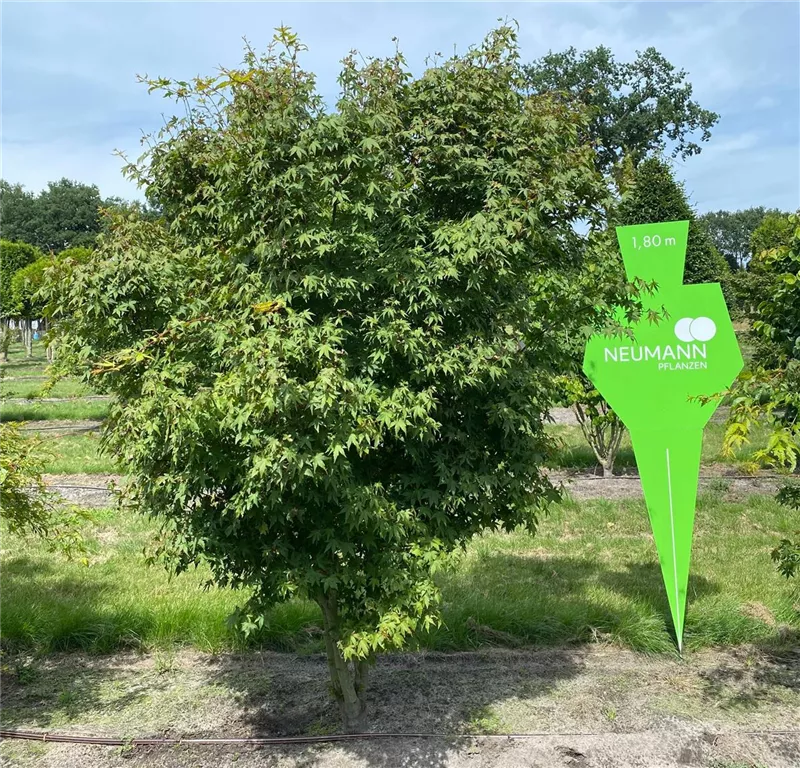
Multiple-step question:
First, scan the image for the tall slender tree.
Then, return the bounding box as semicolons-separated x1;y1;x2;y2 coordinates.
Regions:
617;156;729;285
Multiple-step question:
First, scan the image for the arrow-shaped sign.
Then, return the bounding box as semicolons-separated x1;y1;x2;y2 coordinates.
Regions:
583;221;743;650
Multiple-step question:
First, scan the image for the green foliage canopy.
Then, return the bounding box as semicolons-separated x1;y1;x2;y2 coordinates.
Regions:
10;257;52;320
524;45;719;177
772;484;800;579
0;178;148;253
699;207;786;270
0;239;44;318
0;181;38;244
722;212;800;470
0;423;90;560
750;212;796;265
616;156;729;285
48;26;638;729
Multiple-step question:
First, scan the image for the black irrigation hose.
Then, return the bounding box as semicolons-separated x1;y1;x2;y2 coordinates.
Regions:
2;728;799;747
19;424;102;432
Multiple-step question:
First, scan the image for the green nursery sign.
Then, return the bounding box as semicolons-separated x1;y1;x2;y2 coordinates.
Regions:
583;220;744;650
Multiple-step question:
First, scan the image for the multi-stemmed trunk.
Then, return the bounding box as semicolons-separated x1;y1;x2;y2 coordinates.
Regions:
316;592;371;733
573;400;626;479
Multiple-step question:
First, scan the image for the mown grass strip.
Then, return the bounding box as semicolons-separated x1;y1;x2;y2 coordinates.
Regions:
2;491;797;655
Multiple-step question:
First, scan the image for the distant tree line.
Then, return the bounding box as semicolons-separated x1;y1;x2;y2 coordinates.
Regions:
0;178;160;357
0;177;160;254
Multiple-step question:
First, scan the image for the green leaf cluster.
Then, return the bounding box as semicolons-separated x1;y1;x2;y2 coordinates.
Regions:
1;240;43;318
772;484;800;579
48;25;626;695
723;212;800;470
0;423;91;561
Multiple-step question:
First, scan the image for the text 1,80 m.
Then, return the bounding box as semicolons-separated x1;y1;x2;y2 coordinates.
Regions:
631;234;677;251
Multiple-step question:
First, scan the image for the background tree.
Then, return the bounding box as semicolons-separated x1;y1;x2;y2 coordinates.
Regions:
699;207;786;270
2;178;156;252
11;255;56;358
32;178;104;252
557;374;625;478
0;240;44;356
48;26;638;731
0;181;38;244
617;156;730;284
1;240;42;316
37;248;94;364
749;212;796;260
724;212;799;323
524;45;719;179
719;211;800;471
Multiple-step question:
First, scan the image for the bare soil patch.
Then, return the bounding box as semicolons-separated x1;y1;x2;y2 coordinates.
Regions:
42;474;123;507
42;471;784;509
17;420;103;435
2;645;798;767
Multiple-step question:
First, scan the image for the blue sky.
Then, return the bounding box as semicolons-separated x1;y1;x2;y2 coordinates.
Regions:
2;1;798;213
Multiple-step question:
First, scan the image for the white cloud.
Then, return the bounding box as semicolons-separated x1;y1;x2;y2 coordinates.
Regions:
1;0;798;214
754;95;779;110
700;131;760;155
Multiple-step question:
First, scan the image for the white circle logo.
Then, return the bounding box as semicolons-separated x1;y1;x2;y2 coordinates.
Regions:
674;317;716;342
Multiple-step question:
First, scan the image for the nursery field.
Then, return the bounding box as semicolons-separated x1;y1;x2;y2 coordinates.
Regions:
2;339;797;658
2;485;799;655
2;340;799;768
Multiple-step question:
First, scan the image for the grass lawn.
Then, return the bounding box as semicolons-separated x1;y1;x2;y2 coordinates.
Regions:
0;342;49;373
1;377;95;399
2;488;798;656
1;341;105;418
35;431;118;474
1;399;110;422
546;422;771;473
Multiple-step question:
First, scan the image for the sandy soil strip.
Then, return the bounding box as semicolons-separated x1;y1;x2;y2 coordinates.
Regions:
2;645;798;767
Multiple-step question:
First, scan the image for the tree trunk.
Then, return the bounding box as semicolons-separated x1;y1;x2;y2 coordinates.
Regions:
0;320;9;362
24;319;33;357
44;318;55;363
316;593;369;733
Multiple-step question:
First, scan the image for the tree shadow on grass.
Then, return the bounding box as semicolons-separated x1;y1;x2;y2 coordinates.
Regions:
1;556;181;730
433;552;719;652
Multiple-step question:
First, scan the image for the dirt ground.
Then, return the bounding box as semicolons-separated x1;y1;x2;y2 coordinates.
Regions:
42;474;123;508
43;471;783;508
2;645;799;767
